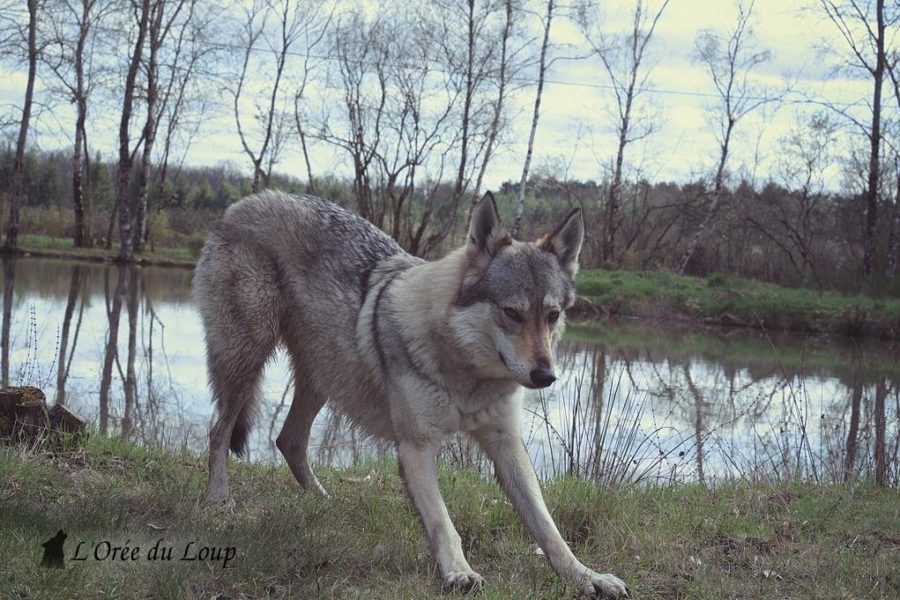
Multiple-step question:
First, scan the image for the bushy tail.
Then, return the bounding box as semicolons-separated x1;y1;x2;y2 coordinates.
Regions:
229;403;256;457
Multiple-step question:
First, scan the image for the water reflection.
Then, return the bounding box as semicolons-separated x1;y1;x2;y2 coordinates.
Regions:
2;257;898;486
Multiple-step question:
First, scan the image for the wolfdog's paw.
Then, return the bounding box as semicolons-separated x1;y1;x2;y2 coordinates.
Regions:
581;571;630;599
442;569;484;593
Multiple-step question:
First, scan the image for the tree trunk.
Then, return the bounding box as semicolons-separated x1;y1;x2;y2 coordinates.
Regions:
885;171;900;279
72;1;90;247
453;0;476;206
678;120;733;274
298;117;316;194
470;0;512;210
82;133;93;244
4;0;39;252
863;0;885;278
116;0;151;262
73;98;88;247
512;0;553;239
134;6;161;254
1;259;16;387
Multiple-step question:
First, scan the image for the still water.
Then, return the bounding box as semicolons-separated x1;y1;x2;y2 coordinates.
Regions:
3;257;898;485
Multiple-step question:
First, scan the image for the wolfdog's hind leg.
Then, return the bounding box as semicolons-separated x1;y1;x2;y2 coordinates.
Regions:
204;346;273;504
205;401;244;503
277;373;328;496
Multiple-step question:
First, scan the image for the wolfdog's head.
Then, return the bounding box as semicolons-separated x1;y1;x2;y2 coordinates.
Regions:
451;193;584;389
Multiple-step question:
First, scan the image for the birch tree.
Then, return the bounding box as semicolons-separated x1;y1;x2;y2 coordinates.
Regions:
470;0;515;204
678;0;776;274
44;0;116;247
436;0;522;229
132;0;195;253
144;1;220;248
511;0;554;239
577;0;670;264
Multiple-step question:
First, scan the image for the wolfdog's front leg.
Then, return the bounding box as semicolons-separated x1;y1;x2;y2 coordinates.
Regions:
475;427;630;599
397;441;483;591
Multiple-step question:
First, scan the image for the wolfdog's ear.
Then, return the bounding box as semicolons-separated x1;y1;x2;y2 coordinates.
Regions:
468;192;510;260
538;208;584;278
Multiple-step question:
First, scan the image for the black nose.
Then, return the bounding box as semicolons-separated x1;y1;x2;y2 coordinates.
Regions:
530;368;556;388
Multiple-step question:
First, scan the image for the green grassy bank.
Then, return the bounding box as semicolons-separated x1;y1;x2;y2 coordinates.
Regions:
2;435;898;599
11;234;197;267
576;269;900;339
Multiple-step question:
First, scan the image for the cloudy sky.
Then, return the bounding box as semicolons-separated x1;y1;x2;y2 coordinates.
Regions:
0;0;880;193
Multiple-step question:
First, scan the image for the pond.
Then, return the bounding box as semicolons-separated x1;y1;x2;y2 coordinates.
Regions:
3;257;898;485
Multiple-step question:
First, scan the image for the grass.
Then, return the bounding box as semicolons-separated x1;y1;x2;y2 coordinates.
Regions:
2;434;898;599
576;269;900;338
15;234;197;266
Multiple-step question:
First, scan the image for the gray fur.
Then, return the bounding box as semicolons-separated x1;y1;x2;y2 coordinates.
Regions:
194;190;629;598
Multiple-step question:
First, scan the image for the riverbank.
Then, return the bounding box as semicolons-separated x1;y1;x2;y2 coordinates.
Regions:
573;269;900;340
8;235;900;339
7;234;196;268
1;435;898;599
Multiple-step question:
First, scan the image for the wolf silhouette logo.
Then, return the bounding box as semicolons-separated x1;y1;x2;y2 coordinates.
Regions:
41;530;67;568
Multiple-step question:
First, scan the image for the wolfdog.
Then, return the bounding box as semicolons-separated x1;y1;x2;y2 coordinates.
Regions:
194;190;630;598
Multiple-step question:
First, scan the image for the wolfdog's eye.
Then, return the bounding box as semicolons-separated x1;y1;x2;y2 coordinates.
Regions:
548;310;560;324
503;307;524;322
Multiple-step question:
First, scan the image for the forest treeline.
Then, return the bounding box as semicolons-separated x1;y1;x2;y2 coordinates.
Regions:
1;0;900;294
1;146;891;293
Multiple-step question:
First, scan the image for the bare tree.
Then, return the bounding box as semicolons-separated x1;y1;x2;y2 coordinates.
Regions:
882;47;900;279
231;0;322;193
470;0;515;204
132;0;194;253
678;0;777;274
317;6;459;252
116;0;152;261
752;111;839;285
511;0;554;239
290;4;332;195
318;11;389;225
44;0;116;247
578;0;670;265
2;0;40;251
885;155;900;279
144;1;219;247
819;0;894;278
450;0;479;206
436;0;521;229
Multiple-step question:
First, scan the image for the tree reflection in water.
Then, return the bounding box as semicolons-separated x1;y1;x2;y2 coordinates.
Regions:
2;257;897;486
